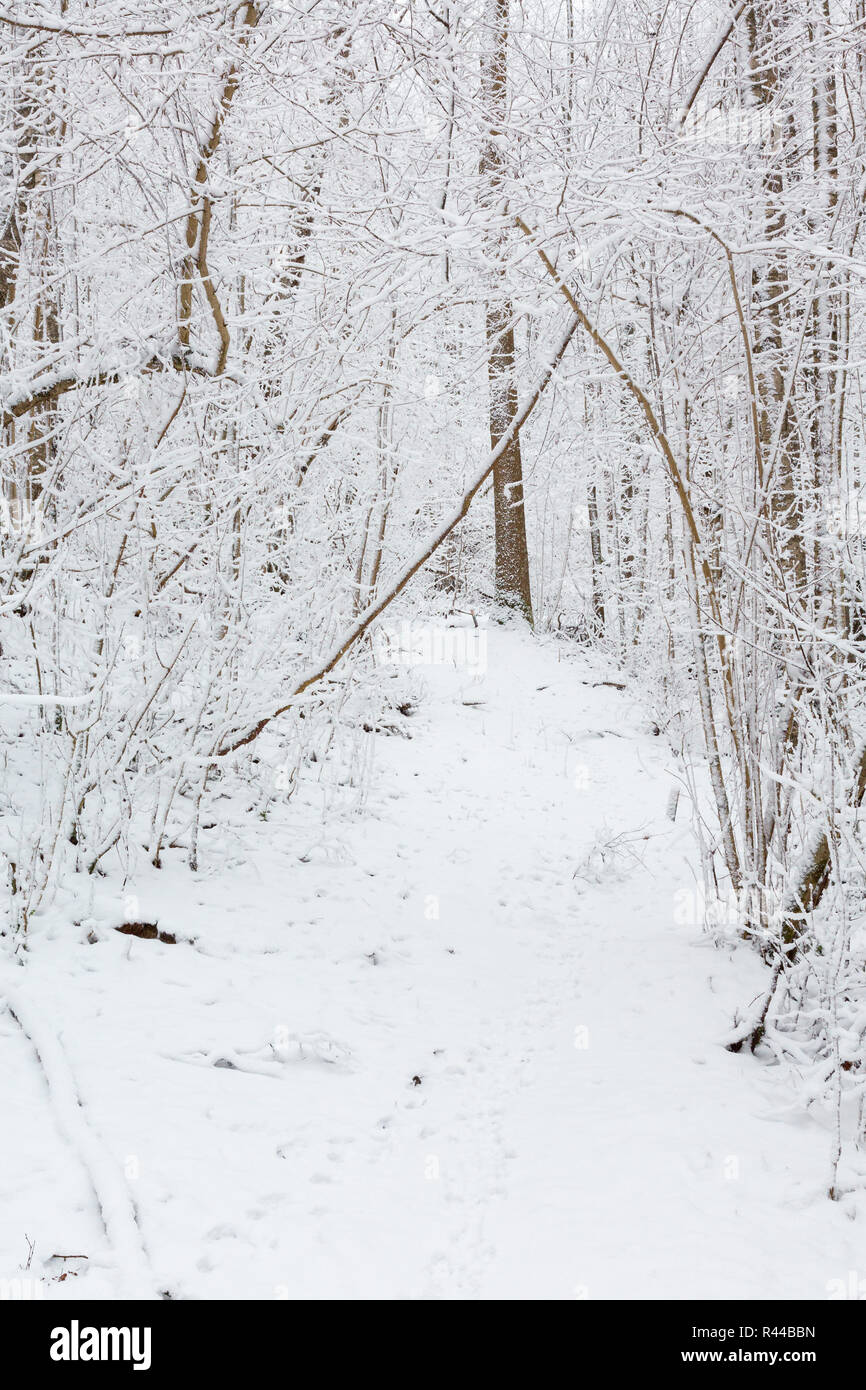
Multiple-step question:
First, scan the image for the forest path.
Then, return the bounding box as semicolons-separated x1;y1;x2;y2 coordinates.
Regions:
2;628;860;1299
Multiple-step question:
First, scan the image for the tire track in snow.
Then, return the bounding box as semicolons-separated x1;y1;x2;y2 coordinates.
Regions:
2;988;157;1300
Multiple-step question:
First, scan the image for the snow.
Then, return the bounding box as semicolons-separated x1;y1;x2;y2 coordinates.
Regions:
1;627;862;1300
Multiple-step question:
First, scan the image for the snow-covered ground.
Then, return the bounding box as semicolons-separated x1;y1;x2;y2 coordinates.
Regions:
1;628;862;1299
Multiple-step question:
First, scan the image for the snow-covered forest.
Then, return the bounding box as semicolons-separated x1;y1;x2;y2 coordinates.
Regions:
2;0;866;1304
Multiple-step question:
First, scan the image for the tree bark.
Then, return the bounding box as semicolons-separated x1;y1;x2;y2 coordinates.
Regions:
480;0;533;623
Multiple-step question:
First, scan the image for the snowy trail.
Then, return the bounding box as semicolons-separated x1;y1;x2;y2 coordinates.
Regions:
3;629;862;1299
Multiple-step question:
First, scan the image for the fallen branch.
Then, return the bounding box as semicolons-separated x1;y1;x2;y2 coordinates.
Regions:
217;309;583;753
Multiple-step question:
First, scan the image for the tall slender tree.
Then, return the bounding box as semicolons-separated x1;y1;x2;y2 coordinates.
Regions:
480;0;534;623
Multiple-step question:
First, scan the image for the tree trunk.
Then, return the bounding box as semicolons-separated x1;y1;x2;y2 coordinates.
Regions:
480;0;533;623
